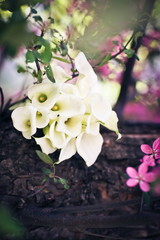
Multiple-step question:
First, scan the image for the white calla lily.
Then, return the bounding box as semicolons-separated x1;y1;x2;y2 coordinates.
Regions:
58;138;76;163
85;114;100;135
11;105;37;139
103;111;121;139
51;65;71;83
49;121;67;148
56;115;83;137
28;82;59;109
60;83;79;96
50;94;85;119
35;136;57;154
76;132;103;167
75;52;97;98
36;108;50;128
87;93;112;123
11;51;120;167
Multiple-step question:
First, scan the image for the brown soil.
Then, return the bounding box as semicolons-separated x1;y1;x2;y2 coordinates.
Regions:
0;115;160;240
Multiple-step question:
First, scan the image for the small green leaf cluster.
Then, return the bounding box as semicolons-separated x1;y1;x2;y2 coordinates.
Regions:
36;151;69;190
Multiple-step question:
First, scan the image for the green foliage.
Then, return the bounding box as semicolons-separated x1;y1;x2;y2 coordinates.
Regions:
33;15;43;22
26;50;36;63
44;65;55;82
98;53;111;66
0;205;25;238
58;177;70;189
36;150;53;165
124;49;135;58
35;36;52;64
17;65;26;73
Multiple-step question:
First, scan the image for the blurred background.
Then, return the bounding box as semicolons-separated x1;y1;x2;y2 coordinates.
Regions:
0;0;160;123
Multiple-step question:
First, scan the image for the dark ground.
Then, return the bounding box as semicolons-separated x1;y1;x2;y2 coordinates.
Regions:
0;116;160;240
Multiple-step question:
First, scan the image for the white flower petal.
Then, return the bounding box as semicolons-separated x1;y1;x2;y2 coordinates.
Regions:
35;136;57;154
75;52;97;98
50;94;85;118
49;121;67;148
56;115;83;137
52;65;71;83
36;108;50;128
86;114;100;135
88;93;112;122
58;138;76;163
28;82;59;109
11;105;37;139
60;83;79;96
76;132;103;167
103;111;121;139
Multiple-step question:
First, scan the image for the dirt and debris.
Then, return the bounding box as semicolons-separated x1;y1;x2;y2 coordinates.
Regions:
0;117;160;240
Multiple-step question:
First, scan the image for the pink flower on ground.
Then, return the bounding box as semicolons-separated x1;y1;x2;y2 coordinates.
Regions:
126;163;156;192
141;138;160;160
141;155;156;167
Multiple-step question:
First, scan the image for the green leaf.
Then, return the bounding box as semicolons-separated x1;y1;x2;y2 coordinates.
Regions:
98;53;111;66
36;37;52;64
64;184;70;189
124;49;135;58
59;178;67;185
112;40;119;46
33;15;43;22
42;168;52;175
26;50;35;63
36;150;53;165
52;56;70;64
0;206;25;237
17;65;26;73
44;65;55;82
53;178;58;183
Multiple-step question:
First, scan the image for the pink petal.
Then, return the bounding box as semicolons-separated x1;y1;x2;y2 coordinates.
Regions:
153;138;160;150
144;172;156;182
140;144;152;154
126;167;138;178
142;155;155;166
139;181;150;192
138;163;148;176
155;152;160;159
126;179;138;187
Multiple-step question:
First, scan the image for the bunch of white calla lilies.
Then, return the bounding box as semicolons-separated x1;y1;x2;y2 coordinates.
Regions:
11;52;120;167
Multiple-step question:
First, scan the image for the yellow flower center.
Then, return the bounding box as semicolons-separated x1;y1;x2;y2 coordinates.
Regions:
51;104;59;111
37;111;42;117
38;94;47;103
26;120;31;127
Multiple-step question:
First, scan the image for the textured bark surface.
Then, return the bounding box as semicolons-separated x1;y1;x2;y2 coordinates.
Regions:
0;117;160;240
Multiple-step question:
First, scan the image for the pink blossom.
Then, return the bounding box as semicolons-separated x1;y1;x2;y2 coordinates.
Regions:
141;138;160;160
126;163;156;192
96;65;111;77
141;155;156;167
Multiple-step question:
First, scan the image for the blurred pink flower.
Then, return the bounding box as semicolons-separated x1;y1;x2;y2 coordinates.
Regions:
141;155;155;167
126;163;156;192
96;65;111;77
141;138;160;160
123;102;160;123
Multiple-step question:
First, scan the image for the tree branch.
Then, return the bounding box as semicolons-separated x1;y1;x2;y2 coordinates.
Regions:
114;0;156;120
